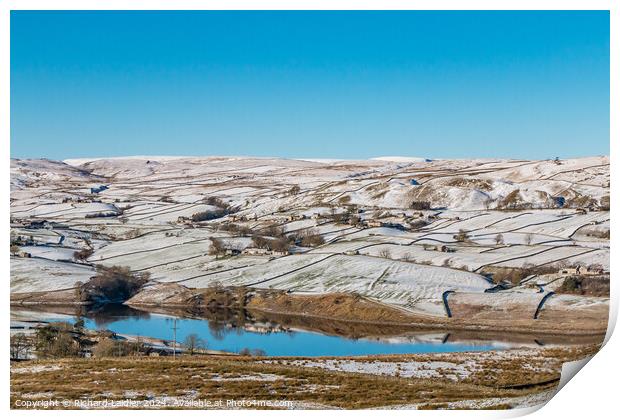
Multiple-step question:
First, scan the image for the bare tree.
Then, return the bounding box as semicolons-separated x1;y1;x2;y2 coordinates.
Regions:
184;334;207;355
454;229;470;242
524;233;534;246
378;248;392;259
208;238;226;256
10;333;31;360
10;244;20;256
252;349;266;356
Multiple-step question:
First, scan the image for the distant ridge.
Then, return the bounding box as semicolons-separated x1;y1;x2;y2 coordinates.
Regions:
370;156;431;163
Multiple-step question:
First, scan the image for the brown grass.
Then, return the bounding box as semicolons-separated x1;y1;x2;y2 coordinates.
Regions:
11;344;598;410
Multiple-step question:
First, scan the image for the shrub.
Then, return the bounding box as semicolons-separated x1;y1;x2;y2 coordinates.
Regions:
599;195;610;211
73;248;94;261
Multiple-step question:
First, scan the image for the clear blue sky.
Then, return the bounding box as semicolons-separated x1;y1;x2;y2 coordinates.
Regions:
11;11;609;160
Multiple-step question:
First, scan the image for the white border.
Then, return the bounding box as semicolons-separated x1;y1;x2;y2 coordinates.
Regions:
1;2;616;420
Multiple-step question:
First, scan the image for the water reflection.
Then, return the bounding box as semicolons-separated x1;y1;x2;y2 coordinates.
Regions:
75;303;152;327
10;304;604;357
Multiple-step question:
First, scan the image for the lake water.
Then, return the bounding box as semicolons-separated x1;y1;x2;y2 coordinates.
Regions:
12;305;508;357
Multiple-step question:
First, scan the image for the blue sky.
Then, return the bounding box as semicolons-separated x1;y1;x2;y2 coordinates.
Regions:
11;11;609;160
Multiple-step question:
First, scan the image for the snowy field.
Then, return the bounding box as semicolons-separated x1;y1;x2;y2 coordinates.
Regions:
10;156;609;319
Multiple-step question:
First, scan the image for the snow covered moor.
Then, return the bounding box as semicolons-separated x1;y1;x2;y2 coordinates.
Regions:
10;155;609;333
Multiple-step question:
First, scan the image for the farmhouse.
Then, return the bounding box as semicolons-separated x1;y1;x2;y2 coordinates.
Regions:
559;265;605;276
424;244;454;253
242;248;289;257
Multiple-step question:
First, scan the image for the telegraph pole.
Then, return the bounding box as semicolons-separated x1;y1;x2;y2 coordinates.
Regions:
172;318;178;358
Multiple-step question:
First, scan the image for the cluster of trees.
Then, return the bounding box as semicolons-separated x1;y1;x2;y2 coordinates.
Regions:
325;205;360;225
496;190;529;210
408;219;429;230
11;319;214;359
191;197;236;222
215;222;254;236
27;321;88;359
557;274;609;297
191;209;228;222
208;223;326;256
203;196;231;209
251;235;289;252
85;210;120;219
409;201;431;210
11;321;91;360
287;228;325;247
76;265;150;303
208;238;231;256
